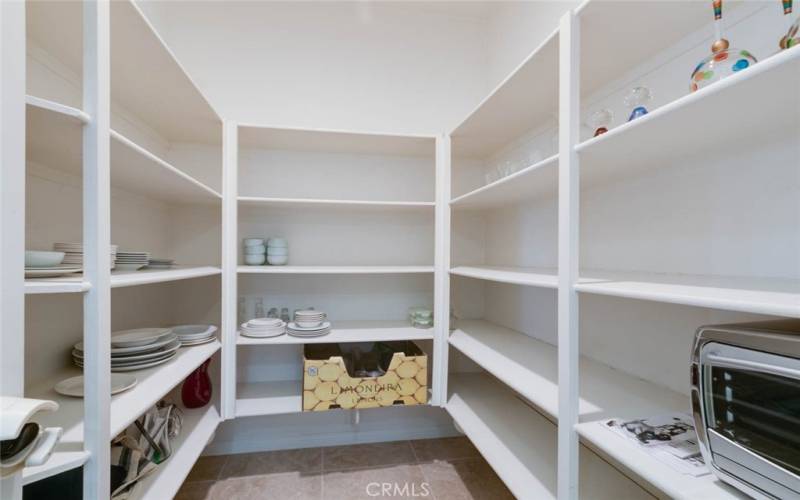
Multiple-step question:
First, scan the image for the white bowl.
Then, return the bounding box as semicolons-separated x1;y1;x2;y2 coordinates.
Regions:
245;254;266;265
245;244;266;254
267;255;288;266
267;237;288;248
266;247;288;256
243;238;265;246
26;250;65;268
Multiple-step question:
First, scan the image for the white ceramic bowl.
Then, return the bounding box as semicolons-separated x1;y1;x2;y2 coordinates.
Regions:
267;237;288;248
266;247;288;256
25;250;65;268
245;254;266;265
243;238;265;246
245;244;266;254
267;255;288;266
296;320;323;328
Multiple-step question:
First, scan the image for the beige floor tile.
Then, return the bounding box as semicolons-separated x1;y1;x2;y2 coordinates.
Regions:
208;472;323;500
410;437;480;463
186;455;230;482
323;464;431;500
322;441;417;472
220;448;323;479
174;480;216;500
419;458;514;500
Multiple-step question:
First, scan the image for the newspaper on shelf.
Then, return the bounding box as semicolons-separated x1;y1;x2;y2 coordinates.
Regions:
603;413;710;477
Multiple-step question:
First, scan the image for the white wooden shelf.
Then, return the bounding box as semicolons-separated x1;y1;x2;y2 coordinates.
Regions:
23;266;221;294
576;422;744;500
450;31;558;159
29;341;220;448
446;373;557;499
577;48;800;187
26;95;89;124
450;154;557;209
235;380;302;417
450;320;689;423
237;320;433;345
111;130;221;205
577;270;800;318
238;196;435;210
22;449;90;485
131;404;220;500
450;266;557;289
24;278;91;295
238;265;434;275
238;124;434;157
110;0;221;145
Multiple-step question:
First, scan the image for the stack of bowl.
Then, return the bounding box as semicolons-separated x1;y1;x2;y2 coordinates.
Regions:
408;307;433;329
267;237;288;266
243;238;266;265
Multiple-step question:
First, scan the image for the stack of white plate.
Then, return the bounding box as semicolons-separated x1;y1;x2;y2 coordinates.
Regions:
72;328;179;372
240;317;286;338
146;257;174;269
115;251;150;271
172;324;217;345
287;310;330;338
55;242;118;269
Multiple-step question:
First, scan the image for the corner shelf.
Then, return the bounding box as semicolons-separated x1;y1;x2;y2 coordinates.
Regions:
26;95;90;124
235;380;302;417
577;270;800;318
576;47;800;188
29;341;220;448
450;266;558;289
24;279;92;295
24;266;221;294
110;130;221;205
22;450;90;485
238;265;434;275
238;196;435;210
237;320;433;345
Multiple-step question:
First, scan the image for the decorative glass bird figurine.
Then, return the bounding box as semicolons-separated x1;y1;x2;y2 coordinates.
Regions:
624;87;652;122
587;109;613;137
690;0;757;92
780;0;799;50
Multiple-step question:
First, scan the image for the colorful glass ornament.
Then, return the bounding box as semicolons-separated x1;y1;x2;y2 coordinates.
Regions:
780;0;799;50
690;0;757;92
181;358;212;408
587;109;613;136
624;87;652;122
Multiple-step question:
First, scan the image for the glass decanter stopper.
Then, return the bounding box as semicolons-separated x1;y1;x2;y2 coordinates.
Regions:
780;0;799;50
587;109;613;136
690;0;757;92
624;87;652;122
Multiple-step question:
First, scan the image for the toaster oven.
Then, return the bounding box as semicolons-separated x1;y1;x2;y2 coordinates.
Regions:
691;321;800;499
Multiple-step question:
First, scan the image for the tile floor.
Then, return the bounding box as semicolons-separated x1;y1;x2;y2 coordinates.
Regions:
175;437;514;500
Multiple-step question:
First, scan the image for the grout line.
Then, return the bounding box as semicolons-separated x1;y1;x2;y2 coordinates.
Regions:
408;439;421;464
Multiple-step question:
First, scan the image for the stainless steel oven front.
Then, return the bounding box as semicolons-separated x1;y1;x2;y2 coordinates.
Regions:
691;321;800;499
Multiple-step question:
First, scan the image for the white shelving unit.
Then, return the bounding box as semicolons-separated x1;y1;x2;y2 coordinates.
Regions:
4;1;797;499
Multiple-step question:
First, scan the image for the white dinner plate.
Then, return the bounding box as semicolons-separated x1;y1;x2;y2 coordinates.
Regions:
111;328;172;348
172;324;218;338
25;267;82;278
180;337;218;346
54;374;138;397
74;333;177;356
110;353;176;372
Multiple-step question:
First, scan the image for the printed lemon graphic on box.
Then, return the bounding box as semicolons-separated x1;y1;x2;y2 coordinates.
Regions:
303;341;428;412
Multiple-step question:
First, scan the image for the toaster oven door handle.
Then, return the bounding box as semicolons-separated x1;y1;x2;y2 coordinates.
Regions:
705;352;800;381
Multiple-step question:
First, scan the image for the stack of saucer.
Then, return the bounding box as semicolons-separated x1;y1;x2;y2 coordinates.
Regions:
172;324;217;346
287;310;330;338
240;317;286;338
55;242;118;269
146;257;174;269
72;328;179;372
115;251;150;271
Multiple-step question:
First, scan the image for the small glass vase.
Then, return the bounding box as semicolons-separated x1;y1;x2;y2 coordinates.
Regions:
181;358;212;409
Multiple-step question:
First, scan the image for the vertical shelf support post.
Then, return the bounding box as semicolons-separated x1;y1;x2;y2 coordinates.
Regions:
558;10;580;500
221;120;238;419
82;1;112;498
433;134;452;406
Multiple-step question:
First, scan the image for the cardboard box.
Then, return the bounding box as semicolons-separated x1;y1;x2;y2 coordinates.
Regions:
303;341;428;411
